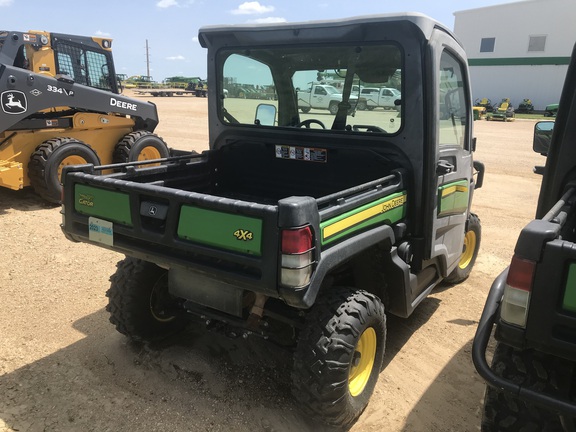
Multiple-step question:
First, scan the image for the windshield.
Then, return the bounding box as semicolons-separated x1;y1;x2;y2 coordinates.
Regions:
323;86;340;95
219;43;403;134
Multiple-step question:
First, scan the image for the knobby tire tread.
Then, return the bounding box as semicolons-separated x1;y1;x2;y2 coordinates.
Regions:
481;342;569;432
106;257;185;342
292;287;386;429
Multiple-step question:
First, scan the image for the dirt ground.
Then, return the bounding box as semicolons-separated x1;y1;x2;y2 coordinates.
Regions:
0;92;545;432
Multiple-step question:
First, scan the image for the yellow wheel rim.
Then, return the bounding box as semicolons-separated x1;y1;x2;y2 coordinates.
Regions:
149;276;175;323
58;155;88;183
136;146;163;168
137;146;162;162
458;230;477;269
348;327;377;397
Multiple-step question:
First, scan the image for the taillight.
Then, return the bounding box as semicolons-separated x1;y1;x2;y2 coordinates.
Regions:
280;226;314;287
501;255;536;328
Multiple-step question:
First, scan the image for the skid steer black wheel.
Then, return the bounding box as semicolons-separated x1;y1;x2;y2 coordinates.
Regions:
292;287;386;428
106;257;187;342
112;131;170;165
481;342;567;431
28;137;100;203
445;213;481;284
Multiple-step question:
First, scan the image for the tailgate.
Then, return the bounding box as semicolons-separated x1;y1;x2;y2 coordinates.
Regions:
61;162;280;296
524;238;576;361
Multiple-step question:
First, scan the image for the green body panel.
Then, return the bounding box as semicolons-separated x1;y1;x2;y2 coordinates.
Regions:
562;263;576;313
178;206;263;256
74;184;132;226
320;191;407;246
438;180;469;217
468;57;570;67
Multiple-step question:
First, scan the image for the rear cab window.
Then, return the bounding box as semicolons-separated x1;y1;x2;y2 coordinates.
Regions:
218;43;403;135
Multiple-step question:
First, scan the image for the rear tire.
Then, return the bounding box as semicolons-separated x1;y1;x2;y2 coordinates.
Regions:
292;287;386;428
445;213;481;284
28;137;100;203
481;342;567;431
112;131;169;164
106;257;187;342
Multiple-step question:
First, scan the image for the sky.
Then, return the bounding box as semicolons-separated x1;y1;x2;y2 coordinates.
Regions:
0;0;525;82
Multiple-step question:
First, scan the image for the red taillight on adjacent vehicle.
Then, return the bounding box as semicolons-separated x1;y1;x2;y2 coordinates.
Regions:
501;255;536;328
506;255;536;292
280;226;314;288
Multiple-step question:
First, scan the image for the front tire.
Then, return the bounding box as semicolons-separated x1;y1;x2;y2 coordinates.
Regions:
329;101;339;115
481;342;567;431
292;287;386;428
445;213;481;284
106;257;187;342
112;131;170;165
28;138;100;203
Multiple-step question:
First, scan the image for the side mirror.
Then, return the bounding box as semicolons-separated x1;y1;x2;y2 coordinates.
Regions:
533;121;554;155
255;103;276;126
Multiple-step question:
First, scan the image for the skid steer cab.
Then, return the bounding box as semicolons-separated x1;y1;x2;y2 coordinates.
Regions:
0;30;168;202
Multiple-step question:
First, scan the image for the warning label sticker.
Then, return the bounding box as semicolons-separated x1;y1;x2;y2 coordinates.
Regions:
274;145;327;163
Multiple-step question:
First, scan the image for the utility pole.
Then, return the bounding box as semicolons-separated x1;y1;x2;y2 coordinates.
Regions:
145;39;151;78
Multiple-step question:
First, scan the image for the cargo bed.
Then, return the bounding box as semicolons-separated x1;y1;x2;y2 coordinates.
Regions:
62;144;406;305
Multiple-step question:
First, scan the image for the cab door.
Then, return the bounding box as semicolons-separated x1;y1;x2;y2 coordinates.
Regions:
312;86;327;108
380;88;395;108
429;48;474;276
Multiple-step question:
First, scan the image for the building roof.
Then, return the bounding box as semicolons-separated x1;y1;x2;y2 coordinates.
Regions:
454;0;565;16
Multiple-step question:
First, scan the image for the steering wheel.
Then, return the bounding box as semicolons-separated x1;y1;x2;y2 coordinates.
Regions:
296;119;326;129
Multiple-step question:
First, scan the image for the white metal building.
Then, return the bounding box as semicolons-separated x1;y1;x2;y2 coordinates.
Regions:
454;0;576;110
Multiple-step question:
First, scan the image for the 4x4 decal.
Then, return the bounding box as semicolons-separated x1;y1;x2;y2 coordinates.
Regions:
233;229;253;241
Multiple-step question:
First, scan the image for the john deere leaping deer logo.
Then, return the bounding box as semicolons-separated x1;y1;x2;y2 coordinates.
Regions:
2;91;27;114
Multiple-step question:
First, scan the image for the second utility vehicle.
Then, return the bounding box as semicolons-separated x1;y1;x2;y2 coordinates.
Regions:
474;43;576;431
61;14;483;428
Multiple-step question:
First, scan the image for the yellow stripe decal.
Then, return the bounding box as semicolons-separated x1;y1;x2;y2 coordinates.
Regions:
323;194;407;239
441;184;468;198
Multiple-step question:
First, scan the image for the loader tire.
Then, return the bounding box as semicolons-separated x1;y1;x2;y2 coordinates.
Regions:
28;138;100;203
106;257;187;342
292;287;386;428
445;213;481;284
112;131;169;165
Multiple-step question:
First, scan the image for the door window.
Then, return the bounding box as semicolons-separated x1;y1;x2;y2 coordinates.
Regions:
439;51;468;148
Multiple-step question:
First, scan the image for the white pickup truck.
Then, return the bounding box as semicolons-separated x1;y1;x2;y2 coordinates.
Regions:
297;84;360;114
358;87;401;110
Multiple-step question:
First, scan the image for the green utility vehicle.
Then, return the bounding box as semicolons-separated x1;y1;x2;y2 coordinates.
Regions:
473;44;576;431
61;14;483;428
